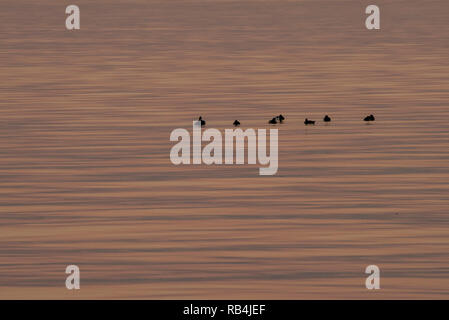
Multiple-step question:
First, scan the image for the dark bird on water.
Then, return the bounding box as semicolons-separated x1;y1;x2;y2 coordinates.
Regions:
268;117;277;124
233;120;240;127
198;116;206;126
277;114;285;123
304;118;315;125
323;115;331;122
364;114;375;122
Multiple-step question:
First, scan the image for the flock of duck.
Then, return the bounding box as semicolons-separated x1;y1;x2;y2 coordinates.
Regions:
197;114;375;127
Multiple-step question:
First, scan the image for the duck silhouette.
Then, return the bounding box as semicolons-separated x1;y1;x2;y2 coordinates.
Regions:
268;117;277;124
304;118;315;125
323;115;331;122
363;114;375;121
233;120;240;127
277;114;285;123
198;116;206;126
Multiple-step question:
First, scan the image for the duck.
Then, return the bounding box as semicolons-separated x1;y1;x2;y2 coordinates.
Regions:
233;120;240;127
363;114;375;121
268;117;277;124
198;116;206;126
277;114;285;123
323;115;331;122
304;118;315;125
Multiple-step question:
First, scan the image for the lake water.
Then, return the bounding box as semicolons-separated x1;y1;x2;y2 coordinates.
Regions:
0;0;448;298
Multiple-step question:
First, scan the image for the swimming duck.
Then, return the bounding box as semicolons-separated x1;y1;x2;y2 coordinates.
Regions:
268;117;277;124
198;116;206;126
323;115;331;122
233;120;240;127
304;118;315;125
363;114;375;121
277;114;285;123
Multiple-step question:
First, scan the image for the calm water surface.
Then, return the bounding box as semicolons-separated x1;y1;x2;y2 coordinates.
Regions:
0;0;448;298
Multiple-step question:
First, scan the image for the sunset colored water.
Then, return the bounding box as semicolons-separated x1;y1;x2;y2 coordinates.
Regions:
0;0;448;299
